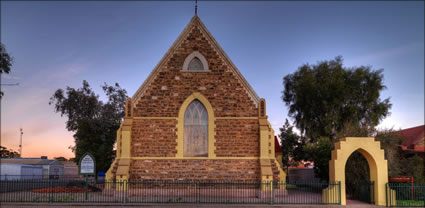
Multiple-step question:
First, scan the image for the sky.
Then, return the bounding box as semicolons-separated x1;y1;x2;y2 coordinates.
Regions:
1;1;424;159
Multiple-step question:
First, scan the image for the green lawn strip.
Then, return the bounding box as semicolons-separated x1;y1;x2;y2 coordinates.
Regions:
397;200;425;206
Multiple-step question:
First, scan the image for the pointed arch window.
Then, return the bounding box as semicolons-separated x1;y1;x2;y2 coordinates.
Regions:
188;57;204;71
184;99;208;157
182;51;210;72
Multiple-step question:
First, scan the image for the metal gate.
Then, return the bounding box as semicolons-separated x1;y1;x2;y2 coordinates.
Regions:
347;180;374;204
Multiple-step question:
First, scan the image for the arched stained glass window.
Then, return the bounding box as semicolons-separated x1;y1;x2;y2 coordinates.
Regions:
184;100;208;157
188;57;204;71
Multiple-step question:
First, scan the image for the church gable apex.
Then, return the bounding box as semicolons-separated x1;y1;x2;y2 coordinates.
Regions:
132;16;260;107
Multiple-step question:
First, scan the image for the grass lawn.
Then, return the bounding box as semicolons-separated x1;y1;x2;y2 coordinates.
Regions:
397;200;425;207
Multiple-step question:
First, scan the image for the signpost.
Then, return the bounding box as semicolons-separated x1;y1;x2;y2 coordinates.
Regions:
78;153;96;200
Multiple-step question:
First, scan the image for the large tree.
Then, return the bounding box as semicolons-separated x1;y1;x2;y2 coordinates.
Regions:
282;56;391;141
282;56;392;181
0;43;14;99
50;80;127;172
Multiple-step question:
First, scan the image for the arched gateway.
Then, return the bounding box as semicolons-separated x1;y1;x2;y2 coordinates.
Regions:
325;137;388;206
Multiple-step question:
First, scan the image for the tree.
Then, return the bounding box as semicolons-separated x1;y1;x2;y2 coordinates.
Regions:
49;80;127;172
282;56;391;141
282;56;392;180
0;146;20;158
0;43;13;99
54;156;68;161
279;119;304;169
303;137;333;181
375;129;404;178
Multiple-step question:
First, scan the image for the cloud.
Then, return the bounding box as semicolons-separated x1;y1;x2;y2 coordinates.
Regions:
1;74;22;80
351;41;421;63
46;63;86;81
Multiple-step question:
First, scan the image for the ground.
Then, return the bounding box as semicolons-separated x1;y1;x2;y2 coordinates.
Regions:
0;203;380;208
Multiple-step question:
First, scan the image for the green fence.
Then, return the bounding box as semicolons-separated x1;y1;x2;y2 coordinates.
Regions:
0;179;340;204
386;183;425;207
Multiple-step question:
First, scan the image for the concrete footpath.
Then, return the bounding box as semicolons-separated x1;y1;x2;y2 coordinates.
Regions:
0;203;381;208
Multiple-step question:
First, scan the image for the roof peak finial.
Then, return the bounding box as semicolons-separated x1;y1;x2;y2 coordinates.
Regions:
195;0;198;16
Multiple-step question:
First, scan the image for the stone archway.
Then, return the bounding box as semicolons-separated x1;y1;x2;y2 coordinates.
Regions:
329;137;388;206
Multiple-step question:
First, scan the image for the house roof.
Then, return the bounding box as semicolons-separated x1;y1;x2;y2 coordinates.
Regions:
395;125;424;153
132;15;260;106
0;158;63;166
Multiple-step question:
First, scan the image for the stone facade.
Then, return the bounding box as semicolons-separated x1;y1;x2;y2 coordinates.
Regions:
133;26;258;118
131;119;177;157
130;160;261;181
106;16;285;182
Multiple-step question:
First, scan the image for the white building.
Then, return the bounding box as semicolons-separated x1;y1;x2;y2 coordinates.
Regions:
0;163;43;180
0;157;64;179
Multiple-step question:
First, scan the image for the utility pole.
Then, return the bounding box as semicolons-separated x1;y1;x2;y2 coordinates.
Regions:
19;128;23;157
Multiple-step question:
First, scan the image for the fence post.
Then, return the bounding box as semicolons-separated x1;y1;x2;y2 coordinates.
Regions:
49;179;52;203
85;176;88;201
124;180;127;204
385;183;388;207
338;181;341;205
270;181;273;205
196;181;200;204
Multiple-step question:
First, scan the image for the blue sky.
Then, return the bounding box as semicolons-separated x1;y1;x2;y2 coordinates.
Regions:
1;1;424;158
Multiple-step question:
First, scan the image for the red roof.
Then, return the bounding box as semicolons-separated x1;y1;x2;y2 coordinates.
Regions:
274;136;282;153
395;125;424;153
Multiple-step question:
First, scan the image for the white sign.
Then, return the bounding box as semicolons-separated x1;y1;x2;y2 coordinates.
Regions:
80;154;95;174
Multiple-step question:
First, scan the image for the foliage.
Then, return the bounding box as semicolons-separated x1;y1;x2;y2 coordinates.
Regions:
345;151;370;198
0;43;14;99
282;56;391;141
0;146;20;158
404;155;425;184
281;56;391;181
278;119;304;168
375;129;404;177
303;137;333;181
49;80;127;172
54;157;68;161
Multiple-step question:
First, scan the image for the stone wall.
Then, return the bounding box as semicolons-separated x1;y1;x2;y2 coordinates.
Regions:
133;26;258;118
215;119;259;157
131;119;260;158
131;119;177;157
124;19;270;182
130;159;261;181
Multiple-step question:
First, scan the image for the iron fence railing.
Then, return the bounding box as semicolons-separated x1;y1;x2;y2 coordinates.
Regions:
0;178;341;204
386;183;425;207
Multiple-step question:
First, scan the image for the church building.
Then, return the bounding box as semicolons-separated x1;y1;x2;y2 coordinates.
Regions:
106;15;285;182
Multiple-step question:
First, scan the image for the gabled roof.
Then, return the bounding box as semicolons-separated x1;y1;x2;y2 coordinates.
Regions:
132;16;260;106
395;125;424;153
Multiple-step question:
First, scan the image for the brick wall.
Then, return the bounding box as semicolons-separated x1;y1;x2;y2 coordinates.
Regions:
130;159;260;181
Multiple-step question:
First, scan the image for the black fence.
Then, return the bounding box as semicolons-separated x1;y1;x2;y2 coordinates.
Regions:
0;178;341;204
